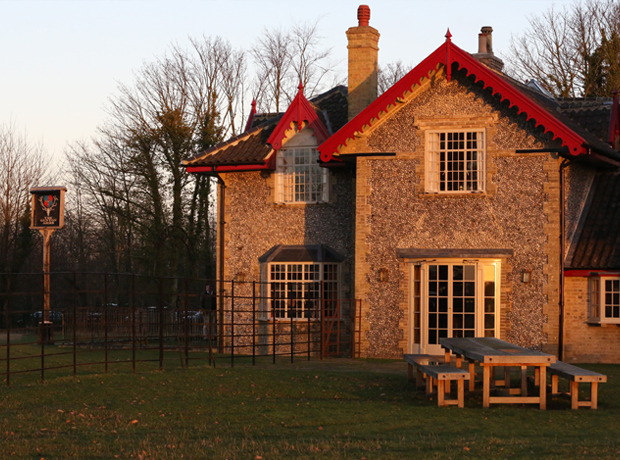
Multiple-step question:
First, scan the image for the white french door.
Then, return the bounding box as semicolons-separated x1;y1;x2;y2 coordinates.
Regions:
410;260;499;355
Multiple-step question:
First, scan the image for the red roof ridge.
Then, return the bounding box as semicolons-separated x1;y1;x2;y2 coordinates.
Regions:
267;83;331;150
318;38;588;161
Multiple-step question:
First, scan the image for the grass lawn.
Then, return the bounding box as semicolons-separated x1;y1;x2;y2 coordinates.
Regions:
0;356;619;459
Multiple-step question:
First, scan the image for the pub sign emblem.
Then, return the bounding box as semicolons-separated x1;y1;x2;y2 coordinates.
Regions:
30;186;67;229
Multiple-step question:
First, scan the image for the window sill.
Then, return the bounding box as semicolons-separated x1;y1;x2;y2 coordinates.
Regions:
259;317;320;322
422;191;487;198
585;320;620;327
273;201;329;206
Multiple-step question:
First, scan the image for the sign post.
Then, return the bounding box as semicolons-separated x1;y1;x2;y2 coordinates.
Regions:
30;186;66;344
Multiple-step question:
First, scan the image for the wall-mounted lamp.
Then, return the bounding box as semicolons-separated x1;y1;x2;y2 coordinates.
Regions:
521;270;531;283
236;272;246;282
379;268;389;283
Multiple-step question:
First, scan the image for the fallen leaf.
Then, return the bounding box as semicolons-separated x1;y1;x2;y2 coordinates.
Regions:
130;420;139;424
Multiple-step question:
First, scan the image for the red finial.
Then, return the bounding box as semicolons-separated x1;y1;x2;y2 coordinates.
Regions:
244;98;257;132
358;5;370;26
445;28;452;42
298;80;304;92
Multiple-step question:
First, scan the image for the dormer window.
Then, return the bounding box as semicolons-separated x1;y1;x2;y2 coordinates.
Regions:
426;130;486;193
275;129;328;203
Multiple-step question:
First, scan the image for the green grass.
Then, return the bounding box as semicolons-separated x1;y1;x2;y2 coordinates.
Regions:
0;357;619;459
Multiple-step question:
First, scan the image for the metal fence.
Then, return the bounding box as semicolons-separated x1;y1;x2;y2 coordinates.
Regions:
0;272;361;385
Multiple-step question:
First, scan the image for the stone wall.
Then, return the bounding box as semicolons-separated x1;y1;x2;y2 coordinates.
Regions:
217;167;355;352
352;75;562;357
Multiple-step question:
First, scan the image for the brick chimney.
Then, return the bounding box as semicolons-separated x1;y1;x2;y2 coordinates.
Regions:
346;5;380;121
471;26;504;72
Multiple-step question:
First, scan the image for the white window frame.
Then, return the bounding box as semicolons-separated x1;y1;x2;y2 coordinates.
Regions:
426;129;486;194
275;146;328;203
408;258;500;354
261;262;340;320
588;275;620;324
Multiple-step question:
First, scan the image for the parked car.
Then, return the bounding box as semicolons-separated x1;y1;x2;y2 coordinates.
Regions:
30;311;63;325
175;310;204;322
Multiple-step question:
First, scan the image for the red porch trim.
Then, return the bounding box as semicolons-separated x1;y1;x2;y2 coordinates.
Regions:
564;270;620;277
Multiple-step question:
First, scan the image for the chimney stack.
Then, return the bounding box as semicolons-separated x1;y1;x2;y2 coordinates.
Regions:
472;26;504;72
346;5;380;121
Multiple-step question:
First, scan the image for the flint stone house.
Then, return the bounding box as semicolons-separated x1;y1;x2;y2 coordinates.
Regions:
184;5;620;362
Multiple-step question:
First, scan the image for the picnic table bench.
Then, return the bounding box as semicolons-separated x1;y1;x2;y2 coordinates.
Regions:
548;361;607;409
404;354;469;407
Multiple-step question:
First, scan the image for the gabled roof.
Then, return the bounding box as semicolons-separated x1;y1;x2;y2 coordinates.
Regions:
318;34;616;163
184;86;348;173
267;83;330;150
558;98;612;142
567;172;620;270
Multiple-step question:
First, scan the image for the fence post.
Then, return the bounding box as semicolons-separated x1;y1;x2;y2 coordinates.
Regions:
252;281;256;366
40;322;45;383
272;305;276;364
290;307;294;364
132;273;136;373
230;280;235;368
158;276;164;370
307;301;311;361
5;279;11;386
183;277;189;368
320;281;324;360
72;272;77;377
104;272;109;373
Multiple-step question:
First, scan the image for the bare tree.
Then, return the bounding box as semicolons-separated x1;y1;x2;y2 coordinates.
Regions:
0;123;50;273
251;19;339;113
66;38;232;277
505;0;620;97
251;28;293;113
378;60;412;95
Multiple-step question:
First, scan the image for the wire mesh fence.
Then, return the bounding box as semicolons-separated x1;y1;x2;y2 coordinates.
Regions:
0;272;361;386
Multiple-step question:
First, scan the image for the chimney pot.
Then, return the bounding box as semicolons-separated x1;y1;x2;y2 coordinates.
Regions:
478;33;487;54
347;5;380;121
481;26;493;54
358;5;370;26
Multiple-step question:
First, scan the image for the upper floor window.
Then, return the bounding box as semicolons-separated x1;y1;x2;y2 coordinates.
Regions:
588;276;620;324
426;130;486;193
275;147;328;203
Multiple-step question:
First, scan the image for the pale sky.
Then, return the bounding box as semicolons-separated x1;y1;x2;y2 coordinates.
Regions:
1;0;574;166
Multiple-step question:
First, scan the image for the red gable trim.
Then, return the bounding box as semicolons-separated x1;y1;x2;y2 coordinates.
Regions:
244;99;257;133
319;37;587;162
187;159;275;174
267;83;331;150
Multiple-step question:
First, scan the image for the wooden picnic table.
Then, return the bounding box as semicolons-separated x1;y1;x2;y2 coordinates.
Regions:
440;337;556;409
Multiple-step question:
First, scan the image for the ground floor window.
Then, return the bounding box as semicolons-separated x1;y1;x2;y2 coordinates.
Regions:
267;262;339;319
588;276;620;324
410;259;500;354
259;245;342;320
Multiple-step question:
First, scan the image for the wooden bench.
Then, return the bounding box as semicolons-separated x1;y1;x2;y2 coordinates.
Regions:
404;354;445;389
417;363;470;407
404;355;469;407
547;361;607;409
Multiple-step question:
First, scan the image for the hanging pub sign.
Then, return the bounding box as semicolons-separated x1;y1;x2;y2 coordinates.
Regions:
30;186;67;230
